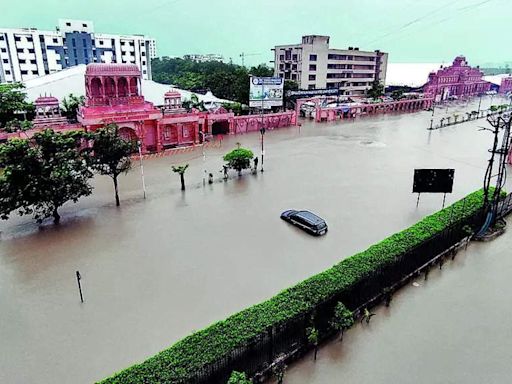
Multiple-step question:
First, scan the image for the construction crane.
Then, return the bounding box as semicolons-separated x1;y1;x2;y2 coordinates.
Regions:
239;52;261;67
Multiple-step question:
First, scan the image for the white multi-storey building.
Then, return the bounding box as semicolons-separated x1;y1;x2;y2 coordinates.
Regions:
183;54;224;63
272;35;388;96
0;19;156;83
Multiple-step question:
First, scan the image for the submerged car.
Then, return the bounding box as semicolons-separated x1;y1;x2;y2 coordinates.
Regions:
280;210;328;236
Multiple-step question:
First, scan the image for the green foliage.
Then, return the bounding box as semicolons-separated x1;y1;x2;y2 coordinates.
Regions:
98;188;496;384
90;124;134;206
151;57;273;104
223;147;254;175
331;302;354;332
306;327;319;346
489;105;499;112
61;93;85;122
3;118;33;133
182;93;207;112
0;82;34;129
367;80;384;100
227;371;251;384
222;102;246;115
0;129;93;224
390;88;405;101
171;164;189;175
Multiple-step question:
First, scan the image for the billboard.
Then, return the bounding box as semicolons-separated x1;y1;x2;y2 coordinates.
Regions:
249;77;284;108
413;169;455;193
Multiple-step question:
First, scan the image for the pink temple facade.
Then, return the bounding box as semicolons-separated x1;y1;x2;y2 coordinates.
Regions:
423;56;491;102
77;64;296;153
500;76;512;95
1;63;296;150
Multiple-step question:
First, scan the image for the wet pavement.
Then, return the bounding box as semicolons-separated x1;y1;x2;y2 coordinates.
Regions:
0;96;510;383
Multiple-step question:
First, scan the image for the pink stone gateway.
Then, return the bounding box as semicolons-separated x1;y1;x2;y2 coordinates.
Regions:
78;63;296;154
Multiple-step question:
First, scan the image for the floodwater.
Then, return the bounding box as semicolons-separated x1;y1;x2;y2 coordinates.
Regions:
0;96;509;383
281;226;512;384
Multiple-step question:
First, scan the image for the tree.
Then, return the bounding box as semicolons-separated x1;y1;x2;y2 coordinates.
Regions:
307;326;319;360
61;93;85;122
227;371;251;384
3;118;33;133
0;82;34;130
223;146;254;176
90;124;134;206
361;307;376;324
367;80;384;100
390;88;404;101
171;164;189;190
0;129;93;224
330;302;354;341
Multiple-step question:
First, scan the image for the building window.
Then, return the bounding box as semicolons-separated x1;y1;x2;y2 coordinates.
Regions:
142;61;146;65
72;39;76;47
0;35;4;40
291;74;297;80
74;59;78;65
83;38;86;46
308;84;315;90
309;54;317;61
21;70;28;75
279;64;284;70
143;70;147;74
292;54;298;60
45;69;50;74
141;51;146;56
28;48;35;53
17;48;23;53
30;59;36;64
309;64;316;71
2;59;8;63
5;70;10;74
292;64;297;70
83;23;87;27
66;22;71;26
52;37;58;44
279;54;284;60
309;74;316;81
27;36;33;42
14;36;21;42
1;48;6;52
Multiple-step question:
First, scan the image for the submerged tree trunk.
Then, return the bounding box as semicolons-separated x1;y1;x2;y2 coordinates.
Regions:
53;207;61;225
113;175;120;206
180;173;185;190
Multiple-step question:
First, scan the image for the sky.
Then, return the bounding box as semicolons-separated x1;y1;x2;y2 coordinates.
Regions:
0;0;510;67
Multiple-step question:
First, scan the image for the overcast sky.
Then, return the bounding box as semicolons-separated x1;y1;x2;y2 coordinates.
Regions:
0;0;509;67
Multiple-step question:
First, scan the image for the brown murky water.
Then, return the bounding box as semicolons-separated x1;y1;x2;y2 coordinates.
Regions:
0;96;510;383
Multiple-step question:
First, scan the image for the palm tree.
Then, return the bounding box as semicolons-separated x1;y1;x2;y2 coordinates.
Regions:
172;164;189;190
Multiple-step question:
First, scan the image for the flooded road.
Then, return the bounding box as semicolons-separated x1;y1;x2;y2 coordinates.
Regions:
0;96;509;383
281;226;512;384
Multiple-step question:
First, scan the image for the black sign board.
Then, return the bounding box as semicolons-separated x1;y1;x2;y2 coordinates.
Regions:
413;169;455;193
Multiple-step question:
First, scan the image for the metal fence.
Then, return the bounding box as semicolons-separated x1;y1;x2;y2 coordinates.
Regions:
176;195;510;384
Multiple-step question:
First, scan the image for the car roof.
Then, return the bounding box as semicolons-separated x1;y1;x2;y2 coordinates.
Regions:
295;210;324;224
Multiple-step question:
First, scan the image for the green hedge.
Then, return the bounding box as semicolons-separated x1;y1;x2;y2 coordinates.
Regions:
99;188;496;383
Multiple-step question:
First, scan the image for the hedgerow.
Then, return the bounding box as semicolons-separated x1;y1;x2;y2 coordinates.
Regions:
99;188;497;383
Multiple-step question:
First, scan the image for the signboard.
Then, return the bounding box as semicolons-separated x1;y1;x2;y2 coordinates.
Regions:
413;169;455;193
249;77;284;108
286;88;339;98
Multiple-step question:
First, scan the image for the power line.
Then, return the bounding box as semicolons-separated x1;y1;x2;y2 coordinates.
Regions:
365;0;494;46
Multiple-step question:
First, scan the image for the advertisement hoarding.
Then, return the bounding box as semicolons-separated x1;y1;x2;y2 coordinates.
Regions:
249;77;284;108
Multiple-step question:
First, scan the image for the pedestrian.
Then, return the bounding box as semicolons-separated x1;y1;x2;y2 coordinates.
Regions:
208;173;214;184
254;156;259;171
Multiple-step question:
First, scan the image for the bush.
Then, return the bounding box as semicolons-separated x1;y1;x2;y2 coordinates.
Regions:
99;188;497;384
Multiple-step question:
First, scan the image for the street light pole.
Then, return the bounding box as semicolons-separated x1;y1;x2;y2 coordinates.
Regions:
477;94;482;115
260;78;265;172
199;131;206;185
137;140;147;199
